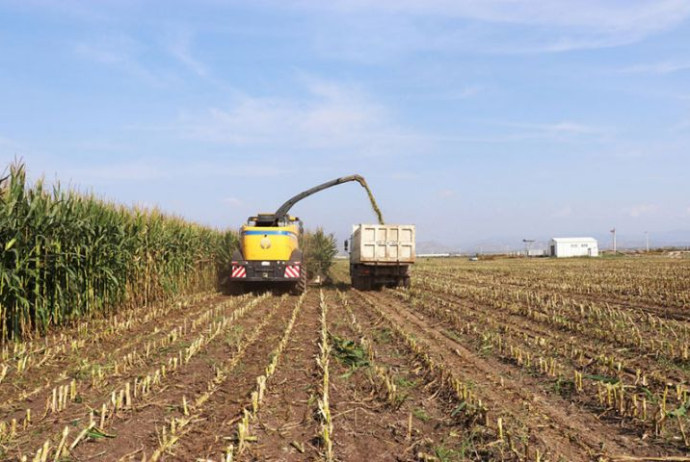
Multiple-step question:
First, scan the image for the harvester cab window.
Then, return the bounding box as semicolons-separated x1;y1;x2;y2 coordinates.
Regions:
248;215;276;227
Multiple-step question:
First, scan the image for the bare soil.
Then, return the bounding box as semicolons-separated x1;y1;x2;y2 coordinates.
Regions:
5;258;690;462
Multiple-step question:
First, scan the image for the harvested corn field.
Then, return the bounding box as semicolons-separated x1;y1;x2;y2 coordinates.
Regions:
1;256;690;461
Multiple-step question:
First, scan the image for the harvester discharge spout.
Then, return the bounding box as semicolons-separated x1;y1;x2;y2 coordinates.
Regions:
226;173;383;295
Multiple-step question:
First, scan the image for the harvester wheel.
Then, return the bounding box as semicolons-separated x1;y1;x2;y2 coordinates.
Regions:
226;281;245;296
291;265;307;295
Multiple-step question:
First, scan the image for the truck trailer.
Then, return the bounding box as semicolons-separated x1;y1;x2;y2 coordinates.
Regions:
346;224;415;290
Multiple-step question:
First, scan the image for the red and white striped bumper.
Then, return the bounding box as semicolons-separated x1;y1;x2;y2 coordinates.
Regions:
231;265;247;278
229;260;301;281
284;264;301;278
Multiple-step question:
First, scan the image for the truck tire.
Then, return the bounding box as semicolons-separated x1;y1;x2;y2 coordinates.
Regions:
353;276;373;291
358;276;372;291
291;265;307;295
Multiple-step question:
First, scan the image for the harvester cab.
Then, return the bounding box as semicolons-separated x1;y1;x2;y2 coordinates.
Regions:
226;174;369;295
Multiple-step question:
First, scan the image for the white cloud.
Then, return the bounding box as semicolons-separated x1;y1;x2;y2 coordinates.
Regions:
165;28;209;78
618;61;690;75
626;204;656;218
438;189;455;198
175;78;425;156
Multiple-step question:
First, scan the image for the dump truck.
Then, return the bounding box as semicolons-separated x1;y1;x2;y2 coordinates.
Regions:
346;224;415;290
226;175;376;295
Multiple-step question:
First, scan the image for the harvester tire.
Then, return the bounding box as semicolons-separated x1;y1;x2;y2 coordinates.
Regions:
226;281;245;296
291;266;307;295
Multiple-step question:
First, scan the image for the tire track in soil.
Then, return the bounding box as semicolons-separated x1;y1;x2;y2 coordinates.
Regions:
164;295;297;461
324;289;411;462
150;295;298;461
343;290;499;461
359;290;641;462
4;295;250;456
244;291;322;461
34;295;282;462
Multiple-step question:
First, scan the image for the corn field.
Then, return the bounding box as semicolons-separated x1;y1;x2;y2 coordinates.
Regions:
0;162;236;342
2;167;690;461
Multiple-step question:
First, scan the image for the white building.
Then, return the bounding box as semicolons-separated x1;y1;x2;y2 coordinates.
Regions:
549;237;599;258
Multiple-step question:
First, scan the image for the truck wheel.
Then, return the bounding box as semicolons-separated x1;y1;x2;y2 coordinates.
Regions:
291;266;307;295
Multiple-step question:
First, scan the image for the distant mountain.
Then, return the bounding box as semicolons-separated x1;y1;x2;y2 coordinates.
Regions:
416;240;461;254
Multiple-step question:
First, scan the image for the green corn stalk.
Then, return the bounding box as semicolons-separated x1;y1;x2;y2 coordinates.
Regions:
0;162;237;342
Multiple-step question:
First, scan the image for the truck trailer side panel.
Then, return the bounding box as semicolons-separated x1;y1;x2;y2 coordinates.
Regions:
351;224;415;264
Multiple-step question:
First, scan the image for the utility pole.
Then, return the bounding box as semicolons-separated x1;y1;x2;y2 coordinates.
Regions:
645;231;649;252
610;228;617;254
523;239;535;258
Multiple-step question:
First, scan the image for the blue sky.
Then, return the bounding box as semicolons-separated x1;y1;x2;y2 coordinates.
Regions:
1;0;689;250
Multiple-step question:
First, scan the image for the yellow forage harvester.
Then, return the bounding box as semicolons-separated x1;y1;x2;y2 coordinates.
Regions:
226;175;378;295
